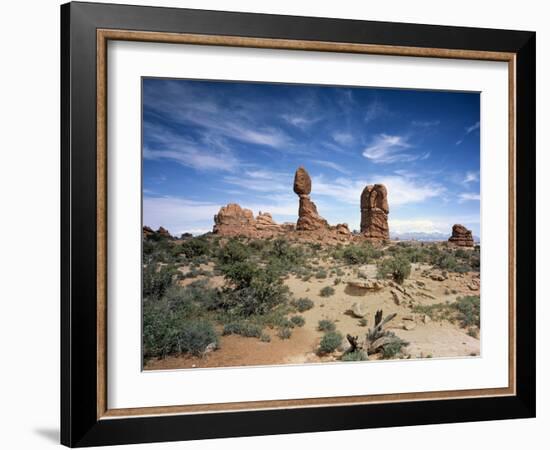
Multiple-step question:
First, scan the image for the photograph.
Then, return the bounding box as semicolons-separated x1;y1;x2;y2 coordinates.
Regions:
141;78;481;370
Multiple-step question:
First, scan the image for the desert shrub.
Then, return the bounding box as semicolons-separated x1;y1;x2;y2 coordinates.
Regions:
260;333;271;342
380;336;409;359
467;327;479;338
315;269;328;279
143;299;218;359
277;327;292;339
290;315;305;327
220;260;259;290
143;264;176;299
341;350;368;362
164;280;219;317
376;255;411;284
333;277;342;286
174;320;218;356
320;286;335;297
179;237;211;259
318;331;343;354
309;242;322;252
340;246;370;265
220;277;289;317
317;319;336;332
222;321;263;338
291;297;314;312
218;239;250;265
455;296;480;327
412;295;480;328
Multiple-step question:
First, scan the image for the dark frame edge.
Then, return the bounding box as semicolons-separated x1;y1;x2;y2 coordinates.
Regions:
60;2;72;447
514;31;536;418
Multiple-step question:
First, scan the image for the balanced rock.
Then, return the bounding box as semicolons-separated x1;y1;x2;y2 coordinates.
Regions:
448;224;474;247
293;166;312;196
293;167;329;231
360;184;389;240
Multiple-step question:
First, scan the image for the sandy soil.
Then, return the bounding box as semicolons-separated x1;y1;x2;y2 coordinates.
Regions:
145;258;480;370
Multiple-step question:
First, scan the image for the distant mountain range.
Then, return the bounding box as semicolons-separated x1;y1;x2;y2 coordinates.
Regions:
390;231;480;243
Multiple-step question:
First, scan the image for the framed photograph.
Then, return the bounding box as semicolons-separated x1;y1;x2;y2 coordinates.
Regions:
61;2;536;447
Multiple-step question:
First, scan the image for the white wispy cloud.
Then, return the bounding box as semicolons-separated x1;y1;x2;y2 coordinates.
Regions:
458;192;481;203
143;196;222;236
143;122;241;172
331;132;354;146
222;170;292;193
456;121;480;145
364;99;388;123
281;113;319;129
144;146;239;172
389;215;480;234
311;160;351;175
466;121;480;133
144;81;292;150
463;171;479;184
312;174;445;207
362;134;428;164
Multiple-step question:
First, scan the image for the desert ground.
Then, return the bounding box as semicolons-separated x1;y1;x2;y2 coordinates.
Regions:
143;233;480;370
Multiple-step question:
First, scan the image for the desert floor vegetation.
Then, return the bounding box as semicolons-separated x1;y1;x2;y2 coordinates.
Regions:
143;234;481;370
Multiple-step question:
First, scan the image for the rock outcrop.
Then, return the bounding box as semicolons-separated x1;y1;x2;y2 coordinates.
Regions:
212;167;353;243
213;203;284;238
360;184;390;240
143;226;173;239
293;167;330;231
448;224;474;247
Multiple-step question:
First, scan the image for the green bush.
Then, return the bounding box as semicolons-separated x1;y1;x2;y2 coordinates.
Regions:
291;297;314;312
277;327;292;339
320;286;335;297
317;319;336;332
376;255;411;284
174;320;218;356
380;336;409;359
315;269;328;279
222;321;263;338
143;264;176;299
412;295;480;328
260;333;271;342
455;296;480;327
290;315;305;327
341;350;368;361
179;237;211;258
143;298;218;359
218;239;250;265
318;331;343;354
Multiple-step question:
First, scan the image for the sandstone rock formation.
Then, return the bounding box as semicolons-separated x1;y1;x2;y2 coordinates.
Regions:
360;184;390;240
212;167;352;243
143;226;154;239
293;167;329;231
213;203;284;238
448;224;474;247
143;225;173;239
157;226;172;239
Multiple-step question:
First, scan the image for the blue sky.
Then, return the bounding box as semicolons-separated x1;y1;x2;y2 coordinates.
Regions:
142;78;480;237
